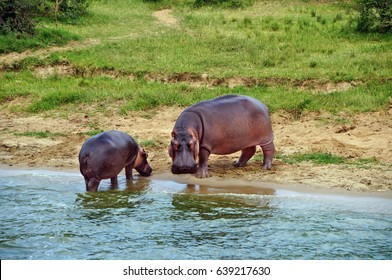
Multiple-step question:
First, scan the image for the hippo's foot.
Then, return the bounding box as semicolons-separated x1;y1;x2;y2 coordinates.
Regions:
234;146;256;168
233;160;245;167
260;142;275;170
196;167;209;178
262;160;272;170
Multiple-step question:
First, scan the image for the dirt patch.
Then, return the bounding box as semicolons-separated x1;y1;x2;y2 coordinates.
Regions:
28;62;363;93
1;105;391;193
0;38;101;67
154;9;179;28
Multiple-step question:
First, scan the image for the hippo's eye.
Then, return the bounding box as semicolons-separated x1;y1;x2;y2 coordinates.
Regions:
171;139;180;151
187;141;193;150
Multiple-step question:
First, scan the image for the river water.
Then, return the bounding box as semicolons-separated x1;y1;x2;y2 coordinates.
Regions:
0;168;391;260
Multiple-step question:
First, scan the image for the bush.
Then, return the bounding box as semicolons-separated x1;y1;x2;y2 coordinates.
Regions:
0;28;79;53
55;0;91;22
0;0;91;35
194;0;253;9
355;0;392;33
0;0;45;34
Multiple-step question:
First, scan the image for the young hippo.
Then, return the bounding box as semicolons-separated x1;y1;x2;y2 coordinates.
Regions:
79;130;152;191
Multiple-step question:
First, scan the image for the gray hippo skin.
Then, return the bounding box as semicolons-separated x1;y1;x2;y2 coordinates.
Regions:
79;130;152;191
169;94;275;178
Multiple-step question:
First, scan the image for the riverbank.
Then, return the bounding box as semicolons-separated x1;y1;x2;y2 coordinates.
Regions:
1;106;391;193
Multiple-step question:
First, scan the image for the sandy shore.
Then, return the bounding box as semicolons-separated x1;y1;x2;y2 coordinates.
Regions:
1;104;391;194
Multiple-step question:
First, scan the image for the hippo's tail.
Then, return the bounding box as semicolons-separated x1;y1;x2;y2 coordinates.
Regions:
79;154;93;178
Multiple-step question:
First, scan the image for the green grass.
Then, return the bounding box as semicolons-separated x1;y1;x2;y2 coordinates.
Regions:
0;28;80;54
276;153;348;165
255;152;382;167
1;70;391;114
1;0;392;115
139;139;158;148
52;0;392;81
83;129;104;136
14;131;66;138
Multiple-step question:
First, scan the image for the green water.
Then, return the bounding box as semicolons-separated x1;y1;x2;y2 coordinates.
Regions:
0;169;391;260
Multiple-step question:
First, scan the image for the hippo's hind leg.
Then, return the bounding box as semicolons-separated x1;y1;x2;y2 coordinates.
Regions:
234;146;256;167
260;141;275;170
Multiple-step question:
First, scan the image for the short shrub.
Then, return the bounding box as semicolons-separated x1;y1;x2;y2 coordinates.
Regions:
56;0;91;22
355;0;392;33
0;0;44;34
0;0;91;35
193;0;253;9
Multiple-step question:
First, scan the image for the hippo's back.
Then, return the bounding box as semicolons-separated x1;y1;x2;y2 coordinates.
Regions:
80;130;132;157
187;94;269;116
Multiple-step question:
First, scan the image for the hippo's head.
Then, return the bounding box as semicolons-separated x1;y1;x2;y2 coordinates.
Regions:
135;147;152;176
169;129;199;174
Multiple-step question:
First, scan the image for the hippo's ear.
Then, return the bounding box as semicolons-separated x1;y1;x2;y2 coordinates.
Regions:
168;144;174;158
168;139;177;158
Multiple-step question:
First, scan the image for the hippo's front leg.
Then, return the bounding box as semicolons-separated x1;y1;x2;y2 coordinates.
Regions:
125;165;133;180
196;148;210;178
110;176;118;186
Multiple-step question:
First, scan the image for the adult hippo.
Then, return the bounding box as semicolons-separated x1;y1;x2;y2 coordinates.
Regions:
79;130;152;191
169;94;275;178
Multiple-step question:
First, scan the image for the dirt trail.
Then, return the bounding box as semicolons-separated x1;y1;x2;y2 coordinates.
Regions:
0;8;177;66
0;38;101;66
153;9;179;28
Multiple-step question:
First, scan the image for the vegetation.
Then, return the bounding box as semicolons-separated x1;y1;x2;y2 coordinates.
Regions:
0;0;90;53
355;0;392;33
276;153;347;165
0;0;391;117
254;152;382;167
14;131;66;138
193;0;253;9
0;0;91;33
0;28;79;53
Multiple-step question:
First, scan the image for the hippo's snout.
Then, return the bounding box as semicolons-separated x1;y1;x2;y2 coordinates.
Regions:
136;164;152;177
171;163;197;174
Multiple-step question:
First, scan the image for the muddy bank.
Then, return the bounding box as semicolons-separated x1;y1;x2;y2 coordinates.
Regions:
0;105;391;193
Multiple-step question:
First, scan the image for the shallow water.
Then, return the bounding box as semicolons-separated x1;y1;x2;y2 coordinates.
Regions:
0;168;391;260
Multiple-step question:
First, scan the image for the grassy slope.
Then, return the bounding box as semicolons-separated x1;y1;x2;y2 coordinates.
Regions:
0;0;391;114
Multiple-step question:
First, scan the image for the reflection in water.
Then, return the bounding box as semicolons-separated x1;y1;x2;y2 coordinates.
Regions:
76;180;150;209
172;192;273;220
1;169;392;260
180;183;275;195
76;178;275;221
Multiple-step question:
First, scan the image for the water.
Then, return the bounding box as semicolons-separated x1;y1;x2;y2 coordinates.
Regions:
0;168;391;260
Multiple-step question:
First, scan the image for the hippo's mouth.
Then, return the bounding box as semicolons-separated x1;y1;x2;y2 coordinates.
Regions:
136;165;152;177
171;164;197;174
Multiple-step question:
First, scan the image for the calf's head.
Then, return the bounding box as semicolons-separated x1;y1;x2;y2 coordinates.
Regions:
169;129;199;174
134;147;152;176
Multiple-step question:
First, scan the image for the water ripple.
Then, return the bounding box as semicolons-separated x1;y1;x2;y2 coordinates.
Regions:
1;169;391;259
